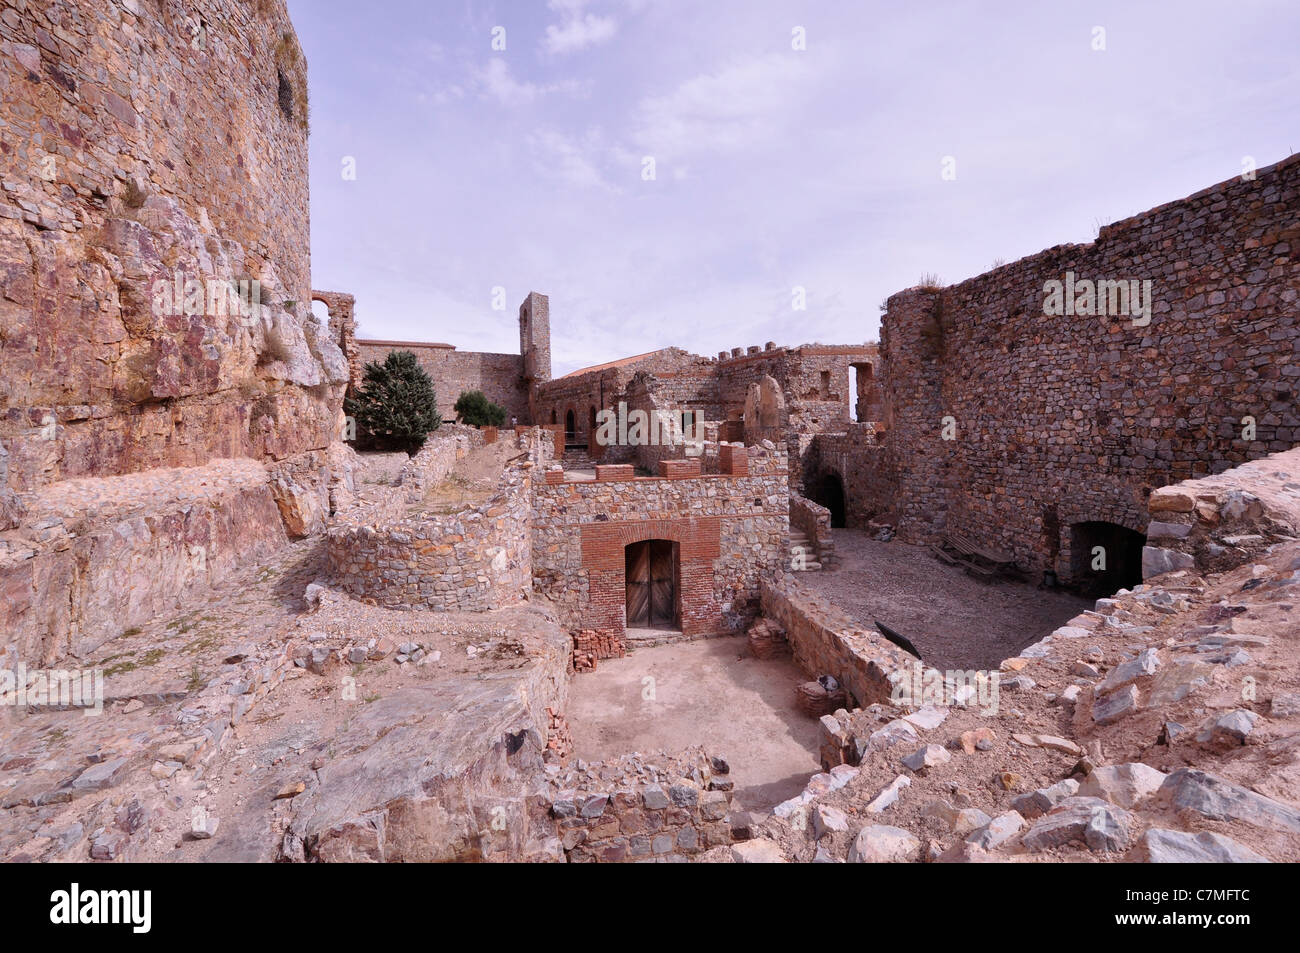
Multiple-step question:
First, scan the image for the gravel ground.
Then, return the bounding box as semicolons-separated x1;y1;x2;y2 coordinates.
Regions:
806;530;1090;670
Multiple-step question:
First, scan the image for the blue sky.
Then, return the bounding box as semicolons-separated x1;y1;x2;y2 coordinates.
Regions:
289;0;1299;375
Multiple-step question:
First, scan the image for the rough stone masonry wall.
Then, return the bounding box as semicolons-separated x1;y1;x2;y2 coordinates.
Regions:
808;423;893;526
531;446;790;637
875;155;1299;579
544;748;736;862
0;0;348;492
354;340;530;425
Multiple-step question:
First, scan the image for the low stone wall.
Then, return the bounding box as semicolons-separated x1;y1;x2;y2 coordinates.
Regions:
396;424;482;499
544;748;737;862
326;470;531;611
0;458;289;666
1142;446;1300;579
790;491;837;568
759;574;913;708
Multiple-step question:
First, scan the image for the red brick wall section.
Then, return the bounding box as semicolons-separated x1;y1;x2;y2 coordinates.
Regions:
580;518;724;636
719;444;749;476
659;459;702;479
596;464;635;482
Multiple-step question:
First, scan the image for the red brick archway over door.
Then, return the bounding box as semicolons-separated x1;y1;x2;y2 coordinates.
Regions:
581;518;722;636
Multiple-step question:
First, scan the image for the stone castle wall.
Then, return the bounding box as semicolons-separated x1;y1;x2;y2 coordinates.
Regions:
531;445;790;637
868;154;1299;579
0;0;347;492
354;339;530;426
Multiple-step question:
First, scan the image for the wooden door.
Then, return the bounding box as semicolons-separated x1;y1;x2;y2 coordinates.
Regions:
626;540;677;629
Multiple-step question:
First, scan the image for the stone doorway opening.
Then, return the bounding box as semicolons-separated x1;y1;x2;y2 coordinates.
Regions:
1069;521;1145;597
814;473;847;528
625;539;679;631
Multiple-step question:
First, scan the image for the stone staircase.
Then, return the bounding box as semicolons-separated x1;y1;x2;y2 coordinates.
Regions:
789;528;830;571
562;448;597;469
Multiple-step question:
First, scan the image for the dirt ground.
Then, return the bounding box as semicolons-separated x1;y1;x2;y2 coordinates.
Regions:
566;637;822;813
807;530;1090;670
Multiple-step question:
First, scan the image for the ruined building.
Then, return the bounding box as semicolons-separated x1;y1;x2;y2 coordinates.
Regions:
2;0;1299;867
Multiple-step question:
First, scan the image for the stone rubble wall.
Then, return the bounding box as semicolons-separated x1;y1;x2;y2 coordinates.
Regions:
863;155;1299;578
326;469;532;612
807;424;891;523
1142;446;1300;579
760;573;914;708
542;748;737;862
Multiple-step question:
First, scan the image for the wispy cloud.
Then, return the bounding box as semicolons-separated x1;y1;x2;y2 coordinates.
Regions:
477;57;582;106
543;6;618;55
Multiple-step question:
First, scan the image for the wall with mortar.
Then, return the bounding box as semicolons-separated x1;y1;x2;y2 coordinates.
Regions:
531;445;790;637
870;155;1299;580
354;340;530;426
0;0;348;492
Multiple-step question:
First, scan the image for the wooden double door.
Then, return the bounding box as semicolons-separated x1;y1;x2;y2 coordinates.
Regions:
625;540;679;629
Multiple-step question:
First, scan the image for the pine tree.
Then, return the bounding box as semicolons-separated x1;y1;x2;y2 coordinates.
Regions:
344;350;441;454
454;389;508;427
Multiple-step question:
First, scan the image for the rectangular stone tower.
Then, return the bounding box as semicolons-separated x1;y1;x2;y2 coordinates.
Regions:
519;292;552;422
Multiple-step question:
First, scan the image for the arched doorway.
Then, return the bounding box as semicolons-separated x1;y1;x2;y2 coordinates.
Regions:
564;409;576;443
625;540;679;630
1070;521;1144;596
814;473;847;528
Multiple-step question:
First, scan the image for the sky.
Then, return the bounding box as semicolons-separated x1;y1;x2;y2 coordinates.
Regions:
288;0;1299;376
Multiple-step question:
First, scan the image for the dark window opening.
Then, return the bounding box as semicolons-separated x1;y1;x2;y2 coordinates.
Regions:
277;69;294;120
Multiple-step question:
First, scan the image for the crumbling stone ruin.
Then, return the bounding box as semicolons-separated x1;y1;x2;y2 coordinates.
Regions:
1;0;1298;868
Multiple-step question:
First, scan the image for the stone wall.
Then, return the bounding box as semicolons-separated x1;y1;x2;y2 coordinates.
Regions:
327;460;532;612
0;0;348;491
531;445;790;637
807;424;892;526
866;155;1299;580
760;573;914;709
354;340;530;426
544;748;736;862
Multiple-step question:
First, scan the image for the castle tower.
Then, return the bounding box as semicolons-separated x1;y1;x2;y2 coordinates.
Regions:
519;292;552;421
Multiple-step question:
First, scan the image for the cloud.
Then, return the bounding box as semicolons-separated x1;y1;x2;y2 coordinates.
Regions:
634;52;817;160
527;129;622;192
477;58;580;106
543;12;618;55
